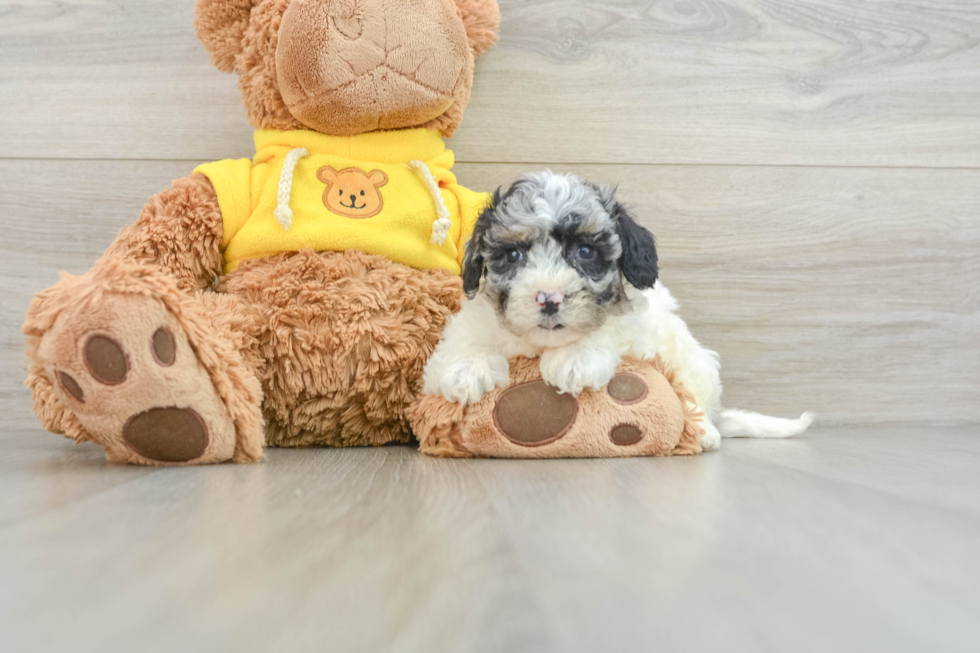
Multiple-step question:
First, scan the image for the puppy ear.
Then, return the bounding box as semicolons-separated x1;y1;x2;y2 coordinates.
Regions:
595;184;659;289
616;209;659;289
461;190;498;298
195;0;255;73
453;0;501;57
461;238;485;299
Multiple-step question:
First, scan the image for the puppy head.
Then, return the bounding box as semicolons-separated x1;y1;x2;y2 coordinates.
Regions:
463;171;658;347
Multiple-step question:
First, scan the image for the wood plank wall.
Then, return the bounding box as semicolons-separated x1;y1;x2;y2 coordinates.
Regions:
1;1;978;430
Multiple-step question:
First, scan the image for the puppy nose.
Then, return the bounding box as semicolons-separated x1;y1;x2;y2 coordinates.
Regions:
537;291;563;316
350;194;357;204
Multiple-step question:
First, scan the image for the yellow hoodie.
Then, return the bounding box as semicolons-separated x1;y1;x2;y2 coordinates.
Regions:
194;129;490;275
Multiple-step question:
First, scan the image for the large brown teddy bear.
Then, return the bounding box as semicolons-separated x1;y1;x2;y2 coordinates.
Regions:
23;0;501;465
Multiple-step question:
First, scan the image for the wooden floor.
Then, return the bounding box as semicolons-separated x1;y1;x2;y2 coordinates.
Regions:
1;426;978;652
1;1;979;650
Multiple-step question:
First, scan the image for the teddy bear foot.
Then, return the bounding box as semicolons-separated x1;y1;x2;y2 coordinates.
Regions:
33;286;261;466
412;357;705;458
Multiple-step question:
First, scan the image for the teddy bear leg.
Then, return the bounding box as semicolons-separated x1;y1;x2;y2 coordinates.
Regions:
25;259;265;465
221;250;462;448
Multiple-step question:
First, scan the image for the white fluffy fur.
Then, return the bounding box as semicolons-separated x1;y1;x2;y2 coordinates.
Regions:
424;282;812;451
716;408;814;438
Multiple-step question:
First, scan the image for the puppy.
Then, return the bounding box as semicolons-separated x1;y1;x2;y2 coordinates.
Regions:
423;171;812;450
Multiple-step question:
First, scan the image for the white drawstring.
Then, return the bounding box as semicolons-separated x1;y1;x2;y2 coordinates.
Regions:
274;147;309;231
408;160;452;245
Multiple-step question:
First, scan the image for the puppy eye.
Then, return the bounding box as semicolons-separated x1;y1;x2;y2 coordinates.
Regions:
505;249;524;264
338;189;343;196
576;244;596;260
360;190;365;196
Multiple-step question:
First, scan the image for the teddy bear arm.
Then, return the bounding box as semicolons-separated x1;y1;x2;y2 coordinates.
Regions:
24;174;227;440
103;173;224;293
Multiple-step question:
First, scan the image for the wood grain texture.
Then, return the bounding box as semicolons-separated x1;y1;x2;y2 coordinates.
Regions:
2;426;980;653
1;1;979;165
2;160;977;428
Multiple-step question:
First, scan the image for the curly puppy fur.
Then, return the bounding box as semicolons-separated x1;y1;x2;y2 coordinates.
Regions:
424;171;813;451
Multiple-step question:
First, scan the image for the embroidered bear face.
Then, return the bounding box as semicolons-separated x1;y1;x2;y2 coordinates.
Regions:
316;166;389;219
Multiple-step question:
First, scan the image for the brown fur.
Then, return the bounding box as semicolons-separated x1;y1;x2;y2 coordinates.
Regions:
235;0;305;132
221;250;461;447
409;356;705;458
105;174;224;292
194;0;255;73
454;0;501;56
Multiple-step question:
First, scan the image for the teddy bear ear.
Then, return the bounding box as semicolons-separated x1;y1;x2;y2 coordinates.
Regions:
368;170;389;188
194;0;255;73
316;166;338;185
453;0;501;57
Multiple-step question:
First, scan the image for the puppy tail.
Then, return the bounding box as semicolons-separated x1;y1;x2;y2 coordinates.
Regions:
717;409;814;439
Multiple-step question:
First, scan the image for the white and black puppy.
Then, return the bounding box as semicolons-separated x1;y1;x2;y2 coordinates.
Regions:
423;171;812;450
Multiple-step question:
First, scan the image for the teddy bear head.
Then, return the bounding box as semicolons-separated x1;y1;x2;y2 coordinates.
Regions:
195;0;500;137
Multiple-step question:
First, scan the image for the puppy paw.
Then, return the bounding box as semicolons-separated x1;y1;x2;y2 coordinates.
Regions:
539;346;618;396
700;420;721;451
437;356;510;406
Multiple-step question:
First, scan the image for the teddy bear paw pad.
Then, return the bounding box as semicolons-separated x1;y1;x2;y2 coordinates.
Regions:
493;380;578;446
609;423;644;446
151;328;176;366
123;407;209;463
607;373;648;404
57;371;85;402
83;334;129;385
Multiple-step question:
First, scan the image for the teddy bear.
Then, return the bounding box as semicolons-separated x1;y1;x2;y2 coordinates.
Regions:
23;0;502;465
